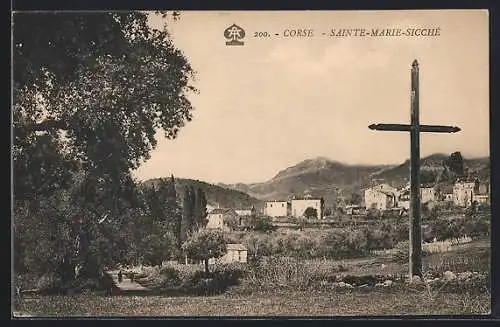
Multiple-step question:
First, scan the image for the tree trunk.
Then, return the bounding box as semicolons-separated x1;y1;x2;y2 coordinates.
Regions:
204;259;209;276
59;261;76;283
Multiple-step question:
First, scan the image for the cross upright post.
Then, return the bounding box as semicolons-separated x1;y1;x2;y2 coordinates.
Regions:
409;60;422;278
368;60;461;279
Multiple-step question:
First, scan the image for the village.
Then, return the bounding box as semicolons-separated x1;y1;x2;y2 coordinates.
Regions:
201;175;490;265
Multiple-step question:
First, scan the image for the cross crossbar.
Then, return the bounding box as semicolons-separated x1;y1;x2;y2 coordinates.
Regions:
368;123;461;133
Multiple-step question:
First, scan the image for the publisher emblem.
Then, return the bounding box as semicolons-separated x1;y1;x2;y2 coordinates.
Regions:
224;24;245;46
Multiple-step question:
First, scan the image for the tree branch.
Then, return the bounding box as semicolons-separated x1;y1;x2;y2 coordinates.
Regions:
16;119;69;134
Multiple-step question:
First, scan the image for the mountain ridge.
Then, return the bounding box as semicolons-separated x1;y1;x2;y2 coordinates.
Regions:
218;153;489;207
143;153;489;211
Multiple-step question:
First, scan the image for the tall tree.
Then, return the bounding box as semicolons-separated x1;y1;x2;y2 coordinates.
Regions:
180;186;196;247
164;175;183;247
193;187;208;229
182;229;227;275
148;176;182;233
444;151;464;176
13;12;196;282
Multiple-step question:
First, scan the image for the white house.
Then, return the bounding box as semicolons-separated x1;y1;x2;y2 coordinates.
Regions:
473;181;490;205
420;185;437;203
345;204;363;215
208;243;248;264
206;203;217;213
453;179;479;207
444;193;454;202
206;208;236;231
396;184;437;208
438;185;454;202
264;200;290;217
364;184;398;211
234;206;256;217
291;197;324;219
397;189;410;210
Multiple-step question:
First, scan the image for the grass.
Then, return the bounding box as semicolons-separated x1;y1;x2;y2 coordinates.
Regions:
14;288;490;317
424;243;490;274
13;235;490;317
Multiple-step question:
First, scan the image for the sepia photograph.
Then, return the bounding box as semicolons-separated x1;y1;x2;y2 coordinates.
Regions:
12;10;490;317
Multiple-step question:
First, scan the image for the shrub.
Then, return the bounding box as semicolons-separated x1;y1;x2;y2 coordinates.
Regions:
36;273;65;295
215;262;247;278
391;241;430;264
182;229;227;274
36;271;118;295
158;266;182;288
365;228;396;251
245;257;345;291
425;248;490;274
68;278;101;294
420;272;489;294
323;229;368;259
341;274;387;286
67;272;118;295
247;215;276;232
181;266;243;296
303;207;318;219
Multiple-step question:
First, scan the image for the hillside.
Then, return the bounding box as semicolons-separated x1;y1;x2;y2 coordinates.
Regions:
143;178;263;210
220;154;490;209
371;154;490;188
219;157;391;207
142;153;489;212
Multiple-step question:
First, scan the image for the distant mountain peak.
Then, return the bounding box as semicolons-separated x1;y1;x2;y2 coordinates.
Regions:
272;156;346;181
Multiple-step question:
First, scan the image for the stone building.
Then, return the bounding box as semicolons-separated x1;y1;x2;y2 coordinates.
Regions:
291;197;324;219
264;200;291;217
364;184;398;211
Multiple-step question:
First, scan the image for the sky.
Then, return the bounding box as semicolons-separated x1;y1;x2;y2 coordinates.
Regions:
132;10;489;184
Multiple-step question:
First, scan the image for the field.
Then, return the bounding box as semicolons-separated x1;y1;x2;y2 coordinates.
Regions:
13;237;490;317
14;289;489;317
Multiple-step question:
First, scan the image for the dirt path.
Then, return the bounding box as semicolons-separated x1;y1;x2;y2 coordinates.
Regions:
108;270;149;292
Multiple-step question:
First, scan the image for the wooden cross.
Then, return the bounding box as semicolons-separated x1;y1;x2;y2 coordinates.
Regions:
368;60;460;278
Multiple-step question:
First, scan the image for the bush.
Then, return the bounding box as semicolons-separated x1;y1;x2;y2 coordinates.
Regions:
425;248;490;274
341;274;387;286
68;272;118;295
214;262;247;279
181;265;244;296
245;257;346;291
391;241;430;264
248;216;275;232
36;271;118;295
182;229;227;274
36;273;65;295
159;266;182;288
323;229;368;259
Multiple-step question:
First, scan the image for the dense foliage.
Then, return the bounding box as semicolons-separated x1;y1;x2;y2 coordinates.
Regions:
13;12;198;291
234;213;489;261
182;229;227;274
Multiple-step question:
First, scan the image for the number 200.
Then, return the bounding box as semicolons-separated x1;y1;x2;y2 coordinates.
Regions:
254;32;269;37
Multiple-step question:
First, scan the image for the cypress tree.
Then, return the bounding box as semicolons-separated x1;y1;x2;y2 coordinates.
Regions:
163;175;182;249
193;187;208;229
180;186;195;246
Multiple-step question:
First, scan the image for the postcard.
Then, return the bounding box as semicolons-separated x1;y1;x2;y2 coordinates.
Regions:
12;10;490;317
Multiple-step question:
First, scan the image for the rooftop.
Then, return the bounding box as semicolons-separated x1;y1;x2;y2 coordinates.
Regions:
291;197;323;201
421;184;435;189
209;208;235;214
227;243;247;251
368;183;397;193
455;177;479;184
